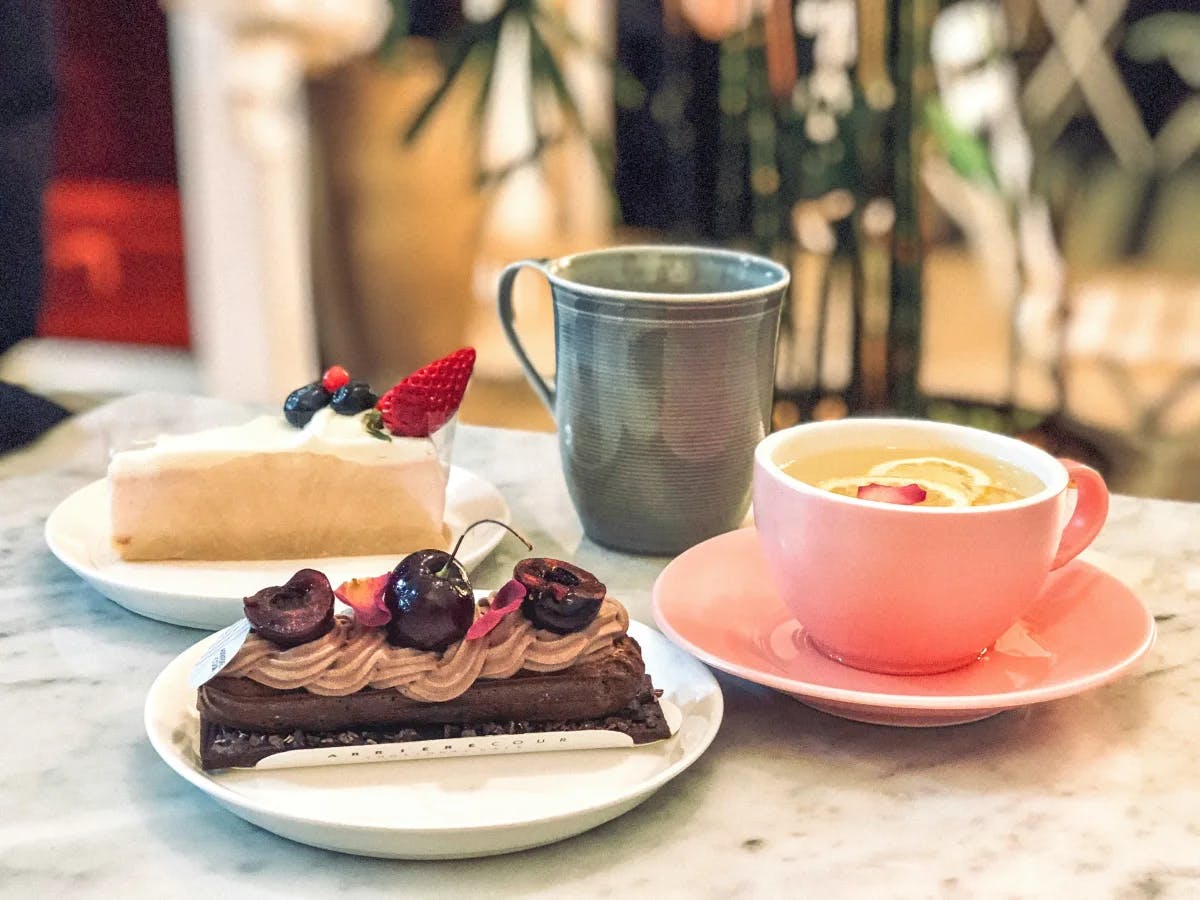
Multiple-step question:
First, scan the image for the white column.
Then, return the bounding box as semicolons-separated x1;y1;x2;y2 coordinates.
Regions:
163;0;389;403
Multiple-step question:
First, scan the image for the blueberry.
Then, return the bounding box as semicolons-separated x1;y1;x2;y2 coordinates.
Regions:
330;380;378;415
283;382;331;427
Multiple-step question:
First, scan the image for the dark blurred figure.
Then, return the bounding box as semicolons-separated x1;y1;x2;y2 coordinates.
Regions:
0;0;55;354
0;0;69;451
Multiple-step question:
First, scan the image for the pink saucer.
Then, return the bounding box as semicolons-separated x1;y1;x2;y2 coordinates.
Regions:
651;528;1156;726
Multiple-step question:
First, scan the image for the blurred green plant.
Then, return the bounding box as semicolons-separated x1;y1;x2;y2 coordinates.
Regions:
924;98;997;187
381;0;642;187
1125;12;1200;88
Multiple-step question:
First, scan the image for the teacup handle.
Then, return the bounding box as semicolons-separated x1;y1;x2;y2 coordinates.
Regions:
1051;458;1110;570
497;259;555;414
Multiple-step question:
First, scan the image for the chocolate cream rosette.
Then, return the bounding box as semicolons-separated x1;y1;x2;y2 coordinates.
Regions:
197;546;671;770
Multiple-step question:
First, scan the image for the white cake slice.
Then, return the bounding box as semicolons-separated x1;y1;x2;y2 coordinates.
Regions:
108;407;449;561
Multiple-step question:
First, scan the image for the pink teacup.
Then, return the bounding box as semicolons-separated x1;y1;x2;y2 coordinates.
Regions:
752;418;1109;675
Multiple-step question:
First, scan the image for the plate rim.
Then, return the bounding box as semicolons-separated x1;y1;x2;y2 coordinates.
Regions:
143;620;724;837
44;466;510;602
652;527;1156;714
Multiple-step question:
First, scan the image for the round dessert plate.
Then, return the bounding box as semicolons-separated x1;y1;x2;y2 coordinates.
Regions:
652;528;1156;727
145;620;722;859
45;468;510;631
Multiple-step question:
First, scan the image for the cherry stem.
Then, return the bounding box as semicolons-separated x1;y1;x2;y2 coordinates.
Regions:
437;519;532;578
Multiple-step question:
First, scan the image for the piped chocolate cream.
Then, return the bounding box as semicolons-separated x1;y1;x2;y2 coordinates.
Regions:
218;598;628;701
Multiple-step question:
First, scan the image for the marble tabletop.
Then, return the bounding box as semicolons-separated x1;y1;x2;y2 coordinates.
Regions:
3;394;1198;898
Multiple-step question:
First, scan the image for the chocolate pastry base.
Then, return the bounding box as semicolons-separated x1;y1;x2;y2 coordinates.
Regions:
199;635;648;733
200;677;671;770
198;636;672;770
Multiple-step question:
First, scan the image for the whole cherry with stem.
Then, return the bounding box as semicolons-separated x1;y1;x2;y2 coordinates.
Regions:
384;519;531;650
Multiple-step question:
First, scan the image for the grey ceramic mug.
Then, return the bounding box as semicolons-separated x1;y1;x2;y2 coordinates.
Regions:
498;245;789;555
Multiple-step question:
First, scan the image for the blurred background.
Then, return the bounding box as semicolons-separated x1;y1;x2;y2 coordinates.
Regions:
1;0;1198;498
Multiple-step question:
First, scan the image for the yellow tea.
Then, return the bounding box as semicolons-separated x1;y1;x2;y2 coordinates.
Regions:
780;445;1044;507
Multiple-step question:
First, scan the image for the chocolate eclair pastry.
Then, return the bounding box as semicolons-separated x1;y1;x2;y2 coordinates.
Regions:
197;636;671;769
200;677;670;770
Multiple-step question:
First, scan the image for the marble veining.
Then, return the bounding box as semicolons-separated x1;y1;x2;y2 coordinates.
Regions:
1;394;1198;898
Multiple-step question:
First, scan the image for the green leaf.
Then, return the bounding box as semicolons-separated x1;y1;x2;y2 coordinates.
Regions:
471;30;501;122
362;409;392;442
531;4;647;108
403;18;503;145
526;22;614;173
468;30;501;184
375;0;409;59
923;98;998;188
474;134;561;189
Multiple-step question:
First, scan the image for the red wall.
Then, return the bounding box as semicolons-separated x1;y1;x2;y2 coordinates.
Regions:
39;0;189;347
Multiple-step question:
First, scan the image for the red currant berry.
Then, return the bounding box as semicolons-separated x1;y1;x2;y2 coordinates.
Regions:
321;365;350;393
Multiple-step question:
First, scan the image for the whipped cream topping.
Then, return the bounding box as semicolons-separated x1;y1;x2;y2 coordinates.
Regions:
108;407;439;474
222;598;630;702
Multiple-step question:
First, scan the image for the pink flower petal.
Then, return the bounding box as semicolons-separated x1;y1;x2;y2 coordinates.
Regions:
856;482;927;505
334;573;391;627
466;579;527;641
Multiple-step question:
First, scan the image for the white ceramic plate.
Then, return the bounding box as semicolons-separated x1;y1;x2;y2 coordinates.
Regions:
45;468;510;631
144;621;723;859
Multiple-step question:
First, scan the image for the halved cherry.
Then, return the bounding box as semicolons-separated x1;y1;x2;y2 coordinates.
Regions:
244;569;335;647
514;558;604;635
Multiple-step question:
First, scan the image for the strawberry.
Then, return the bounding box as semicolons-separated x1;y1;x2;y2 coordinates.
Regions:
376;347;475;437
321;365;350;393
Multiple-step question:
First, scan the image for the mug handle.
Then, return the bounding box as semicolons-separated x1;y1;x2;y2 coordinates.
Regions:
1050;459;1110;570
497;259;555;414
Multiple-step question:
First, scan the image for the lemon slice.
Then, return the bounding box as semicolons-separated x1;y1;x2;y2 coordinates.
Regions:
868;456;992;499
815;475;971;507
